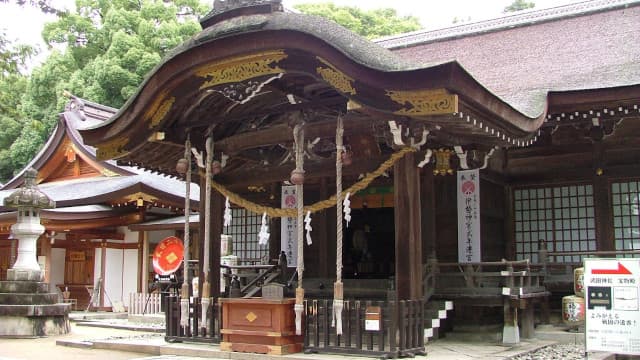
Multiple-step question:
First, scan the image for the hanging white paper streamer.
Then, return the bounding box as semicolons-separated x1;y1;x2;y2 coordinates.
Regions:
304;210;312;245
223;197;232;227
258;212;270;245
343;192;351;227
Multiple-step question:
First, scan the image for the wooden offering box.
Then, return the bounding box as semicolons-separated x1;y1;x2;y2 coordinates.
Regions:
219;297;303;355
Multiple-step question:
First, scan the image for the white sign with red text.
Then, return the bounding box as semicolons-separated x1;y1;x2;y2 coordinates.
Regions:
281;185;298;267
457;169;481;263
584;258;640;355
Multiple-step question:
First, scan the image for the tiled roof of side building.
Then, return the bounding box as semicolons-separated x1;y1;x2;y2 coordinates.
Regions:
375;0;640;116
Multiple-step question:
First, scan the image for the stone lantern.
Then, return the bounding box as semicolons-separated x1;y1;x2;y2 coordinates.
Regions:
3;168;55;282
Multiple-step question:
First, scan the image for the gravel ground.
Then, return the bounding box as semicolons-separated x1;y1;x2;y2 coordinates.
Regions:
509;344;586;360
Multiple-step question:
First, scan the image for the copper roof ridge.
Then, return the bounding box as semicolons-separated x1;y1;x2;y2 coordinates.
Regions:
375;0;640;49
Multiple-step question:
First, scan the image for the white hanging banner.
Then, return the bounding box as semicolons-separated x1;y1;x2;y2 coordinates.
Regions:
281;185;298;267
457;169;481;263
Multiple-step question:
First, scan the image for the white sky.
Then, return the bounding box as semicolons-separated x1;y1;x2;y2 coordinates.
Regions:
0;0;577;64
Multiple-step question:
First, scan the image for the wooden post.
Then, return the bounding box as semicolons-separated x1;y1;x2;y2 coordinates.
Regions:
317;177;329;278
100;241;106;308
209;191;224;299
138;231;145;293
593;142;613;251
394;151;422;300
421;165;437;260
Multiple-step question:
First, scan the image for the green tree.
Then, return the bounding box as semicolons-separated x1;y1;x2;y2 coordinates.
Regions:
294;2;422;39
0;31;36;181
0;0;207;182
503;0;535;13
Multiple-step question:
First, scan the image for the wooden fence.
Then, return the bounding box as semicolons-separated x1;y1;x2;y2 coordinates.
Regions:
304;299;425;358
129;292;162;315
165;295;221;343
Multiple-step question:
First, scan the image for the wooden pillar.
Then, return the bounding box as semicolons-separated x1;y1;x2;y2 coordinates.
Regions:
208;191;224;299
100;241;106;308
421;165;437;260
394;152;422;300
140;231;148;293
317;177;329;278
593;142;613;251
504;185;515;259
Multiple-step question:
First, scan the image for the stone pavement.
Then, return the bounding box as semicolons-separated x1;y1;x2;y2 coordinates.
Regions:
0;312;616;360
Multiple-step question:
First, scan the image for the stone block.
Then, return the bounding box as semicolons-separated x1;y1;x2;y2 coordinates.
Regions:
0;315;70;337
7;269;43;282
0;281;50;294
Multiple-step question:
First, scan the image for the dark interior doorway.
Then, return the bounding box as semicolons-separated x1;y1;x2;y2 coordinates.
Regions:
343;207;395;279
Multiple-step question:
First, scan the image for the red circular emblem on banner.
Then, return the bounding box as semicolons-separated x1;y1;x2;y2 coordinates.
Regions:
152;236;184;275
461;180;476;195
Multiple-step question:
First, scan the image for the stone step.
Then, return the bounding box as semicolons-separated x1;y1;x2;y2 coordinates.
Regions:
0;281;51;294
0;292;59;305
0;303;70;317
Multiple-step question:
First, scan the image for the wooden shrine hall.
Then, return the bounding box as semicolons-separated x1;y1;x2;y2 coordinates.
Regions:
78;0;640;357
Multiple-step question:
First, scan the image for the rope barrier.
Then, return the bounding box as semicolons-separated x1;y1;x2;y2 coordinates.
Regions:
206;146;417;217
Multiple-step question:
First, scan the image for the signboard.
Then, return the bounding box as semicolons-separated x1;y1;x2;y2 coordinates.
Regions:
584;258;640;355
457;169;481;263
365;306;381;331
280;185;297;267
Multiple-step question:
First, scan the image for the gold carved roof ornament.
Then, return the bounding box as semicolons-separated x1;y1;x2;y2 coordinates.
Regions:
433;148;454;176
145;92;176;129
195;50;288;90
387;88;458;116
316;57;356;95
96;136;129;161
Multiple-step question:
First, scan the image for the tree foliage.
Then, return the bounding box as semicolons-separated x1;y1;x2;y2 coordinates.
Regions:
503;0;535;13
294;2;422;39
0;0;207;183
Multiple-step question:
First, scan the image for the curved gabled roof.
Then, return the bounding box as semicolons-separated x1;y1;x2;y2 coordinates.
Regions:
79;1;547;179
1;97;132;190
0;96;199;211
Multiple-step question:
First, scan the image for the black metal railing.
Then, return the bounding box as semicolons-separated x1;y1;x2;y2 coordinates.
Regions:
165;295;221;343
303;299;425;358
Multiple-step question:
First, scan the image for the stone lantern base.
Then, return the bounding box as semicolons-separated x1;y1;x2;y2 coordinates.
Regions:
0;280;70;337
7;268;44;282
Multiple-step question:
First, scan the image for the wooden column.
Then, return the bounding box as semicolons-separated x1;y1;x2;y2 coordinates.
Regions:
100;241;106;308
504;185;516;259
394;152;422;300
140;231;148;293
421;166;437;259
593;142;613;251
208;191;224;298
317;177;329;278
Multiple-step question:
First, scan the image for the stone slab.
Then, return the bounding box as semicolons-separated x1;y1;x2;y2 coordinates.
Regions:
0;292;59;305
0;303;70;316
0;315;70;337
7;269;43;282
0;281;50;294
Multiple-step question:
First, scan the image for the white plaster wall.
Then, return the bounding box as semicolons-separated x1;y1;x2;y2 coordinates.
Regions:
123;249;138;302
119;226;139;244
50;248;66;287
104;248;123;306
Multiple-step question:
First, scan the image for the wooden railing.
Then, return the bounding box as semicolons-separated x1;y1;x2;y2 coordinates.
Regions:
536;249;640;291
304;299;425;358
129;292;162;315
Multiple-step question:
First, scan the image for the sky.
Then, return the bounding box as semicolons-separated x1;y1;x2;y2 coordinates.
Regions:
0;0;577;65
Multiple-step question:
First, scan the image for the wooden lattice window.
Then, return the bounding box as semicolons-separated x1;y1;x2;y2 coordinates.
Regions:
226;208;269;263
514;185;596;263
611;181;640;257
